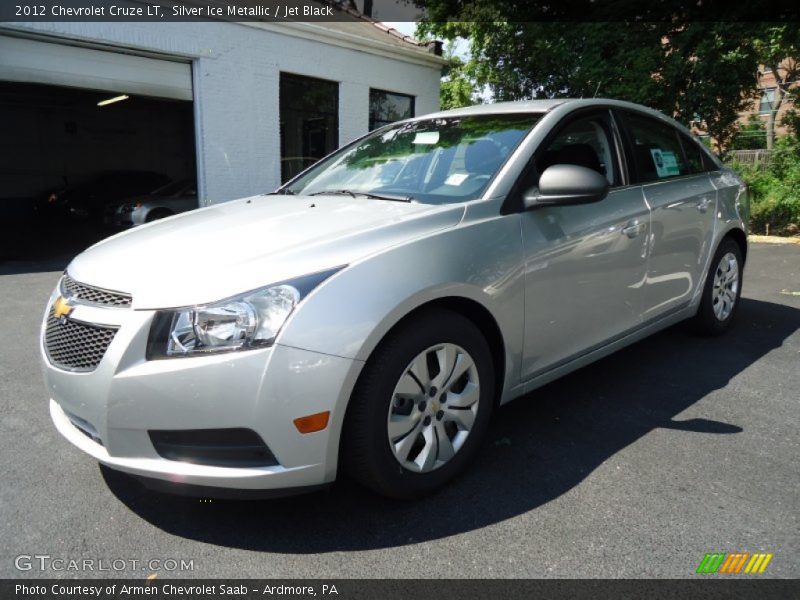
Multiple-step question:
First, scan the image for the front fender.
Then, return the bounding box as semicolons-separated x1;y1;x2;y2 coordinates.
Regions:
278;207;526;401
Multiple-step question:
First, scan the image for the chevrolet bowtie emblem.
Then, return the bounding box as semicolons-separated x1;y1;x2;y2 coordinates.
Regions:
53;295;74;321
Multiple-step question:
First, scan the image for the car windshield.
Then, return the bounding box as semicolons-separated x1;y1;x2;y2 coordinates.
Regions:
282;113;542;204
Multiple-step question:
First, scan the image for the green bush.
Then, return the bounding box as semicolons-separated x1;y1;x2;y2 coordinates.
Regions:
732;135;800;235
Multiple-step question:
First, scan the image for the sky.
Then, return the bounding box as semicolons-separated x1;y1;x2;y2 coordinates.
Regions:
382;22;417;38
382;21;470;59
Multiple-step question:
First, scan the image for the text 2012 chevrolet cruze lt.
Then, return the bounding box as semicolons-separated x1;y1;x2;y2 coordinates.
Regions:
42;99;748;498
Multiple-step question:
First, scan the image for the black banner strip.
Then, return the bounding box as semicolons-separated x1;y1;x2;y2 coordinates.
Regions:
2;0;800;23
3;579;800;600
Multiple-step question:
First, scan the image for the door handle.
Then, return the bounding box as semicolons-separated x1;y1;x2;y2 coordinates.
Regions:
622;220;646;238
696;197;713;213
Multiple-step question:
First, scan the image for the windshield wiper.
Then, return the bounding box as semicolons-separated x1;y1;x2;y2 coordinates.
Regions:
359;191;415;203
265;189;295;195
309;189;357;198
309;189;414;203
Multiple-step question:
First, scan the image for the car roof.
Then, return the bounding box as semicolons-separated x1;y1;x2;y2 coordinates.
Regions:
422;99;570;119
413;98;701;143
418;98;679;124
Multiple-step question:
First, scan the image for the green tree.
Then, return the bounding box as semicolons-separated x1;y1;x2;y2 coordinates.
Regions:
781;108;800;137
753;26;800;149
417;15;768;149
439;42;478;110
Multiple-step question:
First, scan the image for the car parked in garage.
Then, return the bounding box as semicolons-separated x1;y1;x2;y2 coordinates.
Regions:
38;170;171;222
41;99;748;499
105;179;198;228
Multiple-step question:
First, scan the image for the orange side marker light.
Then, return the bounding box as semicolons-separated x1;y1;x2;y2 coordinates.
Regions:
294;411;330;434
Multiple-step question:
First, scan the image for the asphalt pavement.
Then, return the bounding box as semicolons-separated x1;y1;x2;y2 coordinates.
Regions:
1;243;798;579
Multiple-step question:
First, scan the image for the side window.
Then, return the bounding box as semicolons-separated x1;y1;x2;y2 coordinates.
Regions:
679;132;708;174
701;149;720;172
623;112;690;183
535;112;620;187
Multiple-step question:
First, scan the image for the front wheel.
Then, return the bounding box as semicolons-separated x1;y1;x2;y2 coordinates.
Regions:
693;238;743;335
341;308;495;498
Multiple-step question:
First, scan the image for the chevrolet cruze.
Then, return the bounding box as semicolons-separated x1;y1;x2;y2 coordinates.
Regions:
42;99;748;498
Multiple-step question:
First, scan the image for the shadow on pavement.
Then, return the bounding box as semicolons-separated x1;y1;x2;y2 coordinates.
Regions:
103;297;799;552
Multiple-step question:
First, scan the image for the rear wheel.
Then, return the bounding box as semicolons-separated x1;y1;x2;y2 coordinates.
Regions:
693;238;743;335
342;309;494;498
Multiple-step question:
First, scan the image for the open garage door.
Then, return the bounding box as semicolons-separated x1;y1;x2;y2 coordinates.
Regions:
0;36;196;269
0;36;192;101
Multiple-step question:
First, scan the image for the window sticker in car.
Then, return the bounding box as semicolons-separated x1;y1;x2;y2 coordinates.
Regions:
650;148;680;178
445;173;469;186
413;131;440;145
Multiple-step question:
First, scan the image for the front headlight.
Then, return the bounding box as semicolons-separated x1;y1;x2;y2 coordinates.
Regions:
146;268;342;359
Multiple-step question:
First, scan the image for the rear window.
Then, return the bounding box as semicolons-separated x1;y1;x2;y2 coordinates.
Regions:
679;133;709;174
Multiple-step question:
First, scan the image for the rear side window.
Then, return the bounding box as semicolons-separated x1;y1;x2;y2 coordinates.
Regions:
679;133;709;174
623;112;689;183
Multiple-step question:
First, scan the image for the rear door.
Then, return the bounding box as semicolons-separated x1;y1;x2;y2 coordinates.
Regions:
618;110;717;320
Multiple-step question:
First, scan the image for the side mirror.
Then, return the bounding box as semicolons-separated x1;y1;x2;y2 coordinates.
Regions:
523;164;609;210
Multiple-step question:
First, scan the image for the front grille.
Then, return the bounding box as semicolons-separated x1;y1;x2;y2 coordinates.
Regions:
44;310;118;372
62;274;132;308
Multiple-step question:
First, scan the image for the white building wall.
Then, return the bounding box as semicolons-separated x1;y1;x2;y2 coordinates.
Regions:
0;21;442;204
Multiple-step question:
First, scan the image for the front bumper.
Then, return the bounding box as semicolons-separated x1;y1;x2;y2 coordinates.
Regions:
41;292;362;493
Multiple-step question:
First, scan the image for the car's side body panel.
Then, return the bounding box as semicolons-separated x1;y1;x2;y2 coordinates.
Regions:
518;186;651;379
278;195;528;404
710;168;750;240
520;302;697;397
279;99;749;411
640;173;718;318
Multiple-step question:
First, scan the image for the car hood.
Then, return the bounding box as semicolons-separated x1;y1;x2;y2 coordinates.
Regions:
67;194;465;309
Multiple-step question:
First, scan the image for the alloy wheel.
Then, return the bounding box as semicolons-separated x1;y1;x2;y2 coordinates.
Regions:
712;251;739;321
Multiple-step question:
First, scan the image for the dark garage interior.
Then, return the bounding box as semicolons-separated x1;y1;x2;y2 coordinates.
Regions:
0;82;196;269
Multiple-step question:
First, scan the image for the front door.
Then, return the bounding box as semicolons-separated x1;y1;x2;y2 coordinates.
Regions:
518;110;650;380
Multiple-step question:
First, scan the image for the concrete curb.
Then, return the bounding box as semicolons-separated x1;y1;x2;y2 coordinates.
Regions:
748;235;800;245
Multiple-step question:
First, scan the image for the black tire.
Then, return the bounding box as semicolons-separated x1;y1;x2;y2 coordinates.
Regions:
693;238;744;336
146;209;173;223
341;308;495;499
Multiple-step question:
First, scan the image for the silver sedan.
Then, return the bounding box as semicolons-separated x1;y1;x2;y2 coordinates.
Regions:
41;99;748;498
106;179;198;228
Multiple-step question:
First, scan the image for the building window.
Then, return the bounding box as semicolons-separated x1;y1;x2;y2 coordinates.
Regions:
279;73;339;183
759;88;776;114
369;89;415;130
